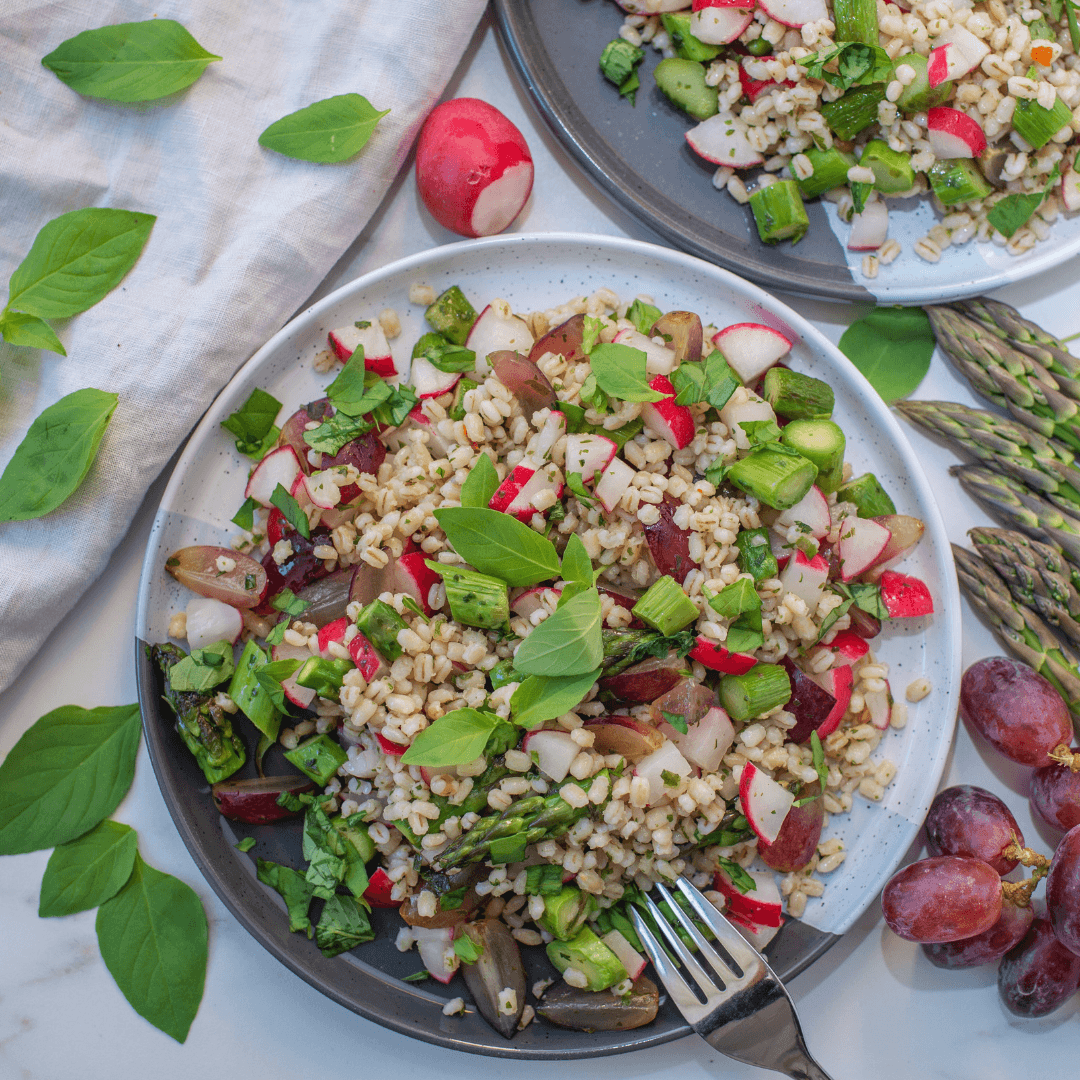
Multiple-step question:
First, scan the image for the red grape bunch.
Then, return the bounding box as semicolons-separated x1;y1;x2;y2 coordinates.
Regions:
880;658;1080;1017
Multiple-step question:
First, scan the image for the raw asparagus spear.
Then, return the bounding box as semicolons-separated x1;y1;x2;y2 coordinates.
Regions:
969;526;1080;596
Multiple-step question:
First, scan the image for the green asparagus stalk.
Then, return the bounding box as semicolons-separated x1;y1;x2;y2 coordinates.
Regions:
896;399;1080;508
952;545;1080;717
151;642;246;783
969;526;1080;596
832;0;879;44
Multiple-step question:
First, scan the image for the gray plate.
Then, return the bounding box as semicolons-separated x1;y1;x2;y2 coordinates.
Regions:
494;0;874;302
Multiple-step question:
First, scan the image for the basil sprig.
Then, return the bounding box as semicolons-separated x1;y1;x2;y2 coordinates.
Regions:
270;482;310;539
671;350;740;409
514;588;604;676
259;93;390;164
38;820;138;918
400;708;502;766
434;507;562;586
799;42;894;90
412;333;478;374
459;452;498;508
510;669;601;729
221;387;282;459
589;342;666;402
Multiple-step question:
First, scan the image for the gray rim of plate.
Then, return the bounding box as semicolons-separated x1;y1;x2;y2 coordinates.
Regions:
134;232;959;1058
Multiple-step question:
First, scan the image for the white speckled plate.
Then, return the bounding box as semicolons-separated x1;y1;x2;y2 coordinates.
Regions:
135;233;961;1057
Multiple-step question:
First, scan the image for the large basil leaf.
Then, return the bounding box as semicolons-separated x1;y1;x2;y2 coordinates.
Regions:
510;669;601;729
838;306;934;403
433;507;561;586
589;343;666;402
400;708;500;766
38;820;138;917
0;310;66;355
41;20;221;102
259;94;390;164
513;588;604;676
0;703;140;855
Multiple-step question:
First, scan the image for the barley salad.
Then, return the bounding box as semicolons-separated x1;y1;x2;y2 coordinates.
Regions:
149;278;936;1039
604;0;1080;277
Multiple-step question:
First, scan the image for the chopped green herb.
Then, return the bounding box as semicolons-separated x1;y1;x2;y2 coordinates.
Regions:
589;343;666;402
453;935;484;964
271;588;310;617
221;388;281;459
269;483;310;540
402;969;430;982
625;299;662;335
661;709;688;734
236;837;256;853
716;856;757;894
231;496;258;531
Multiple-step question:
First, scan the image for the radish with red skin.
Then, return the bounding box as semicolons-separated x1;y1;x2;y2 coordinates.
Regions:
690;7;756;44
806;663;853;739
738;59;795;103
415;98;534;239
861;514;925;579
410;355;461;399
757;0;829;27
600;930;648;980
878;570;934;618
837;516;891;581
775;485;830;539
634;741;693;804
303;469;343;511
273;641;318;710
612;327;677;376
712;323;792;383
316;617;350;658
467;307;535;374
488;459;563;521
386;551;443;616
327;320;396;378
781;657;839;744
740;761;795;845
658;705;736;772
184;596;243;651
348;632;387;682
865;682;893;729
522;728;579;783
245;445;303;507
758;782;826;872
641;374;696;449
727;909;783;949
685;111;763;167
376;732;408;757
564;433;617;479
821;630;869;666
714;865;784;926
779;549;829;611
595;456;635;514
927;107;987;159
929;26;989;84
689;636;758;674
363;867;400;908
848;199;889;251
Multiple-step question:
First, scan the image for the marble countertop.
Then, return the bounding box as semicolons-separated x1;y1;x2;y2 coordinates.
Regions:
2;11;1078;1079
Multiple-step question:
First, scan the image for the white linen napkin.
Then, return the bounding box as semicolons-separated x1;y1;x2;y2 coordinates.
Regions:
0;0;487;693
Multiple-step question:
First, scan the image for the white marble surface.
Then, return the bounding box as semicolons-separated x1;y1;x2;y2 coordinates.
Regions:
2;11;1079;1079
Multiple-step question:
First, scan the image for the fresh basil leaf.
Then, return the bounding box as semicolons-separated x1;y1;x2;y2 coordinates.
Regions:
259;93;390;164
38;820;138;917
221;388;281;458
717;856;757;894
231;495;258;531
459;452;498;508
0;388;118;522
561;533;596;588
433;506;562;586
453;934;484;964
5;208;155;320
564;471;596;509
811;730;828;791
589;342;666;402
236;836;256;852
555;402;587;431
510;668;601;729
661;769;681;787
0;703;140;855
326;356;393;419
740;419;783;447
672;351;740;409
255;658;303;712
95;854;207;1043
438;884;469;910
513;588;604;677
582;314;605;354
166;640;235;693
371;383;418;429
41;19;220;102
402;969;430;982
525;864;566;895
400;708;500;766
0;310;66;355
269;483;310;540
315;893;374;957
838;306;934;403
271;588;311;617
816;596;853;642
301;800;347;898
415;338;477;374
837;581;889;619
986;165;1061;240
256;858;315;935
850;180;873;216
265;619;288;647
302;410;375;455
600;38;644;100
578;371;610;412
661;709;688;735
625;299;662;335
799;41;893;90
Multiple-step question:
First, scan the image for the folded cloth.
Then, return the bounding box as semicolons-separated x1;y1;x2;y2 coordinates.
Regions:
0;0;486;693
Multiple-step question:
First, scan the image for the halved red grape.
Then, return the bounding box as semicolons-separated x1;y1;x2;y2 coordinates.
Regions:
1031;750;1080;832
924;785;1023;875
528;313;586;364
258;527;332;609
960;657;1073;767
998;915;1080;1017
166;546;267;609
1046;824;1080;958
922;897;1034;969
881;856;1002;943
643;496;698;581
323;430;386;501
489;351;556;413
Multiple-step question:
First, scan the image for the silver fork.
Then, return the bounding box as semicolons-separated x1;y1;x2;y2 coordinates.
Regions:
629;877;835;1080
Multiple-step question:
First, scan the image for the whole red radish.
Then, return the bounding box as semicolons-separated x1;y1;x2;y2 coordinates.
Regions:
415;98;533;237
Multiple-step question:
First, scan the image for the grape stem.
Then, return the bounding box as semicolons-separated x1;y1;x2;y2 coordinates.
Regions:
1000;841;1052;906
1002;840;1051;870
1048;742;1080;771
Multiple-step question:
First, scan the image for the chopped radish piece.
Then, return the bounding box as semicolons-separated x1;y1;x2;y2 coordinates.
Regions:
411;355;461;399
273;641;317;710
719;392;777;451
413;926;459;983
779;550;829;611
376;732;408;756
685;111;763;167
739;59;795;104
1063;164;1080;212
807;663;853;739
929;26;989;85
862;513;926;579
489;458;563;521
927;106;986;159
692;0;747;7
878;570;934;617
564;433;617;480
595;456;635;513
775;485;830;539
619;0;690;9
303;469;343;510
847;198;889;251
634;741;693;804
689;636;758;675
510;585;561;619
523;729;579;783
349;632;387;682
245;445;303;507
837;516;891;581
362;867;400;908
316;617;350;658
865;682;892;729
757;0;828;27
712;323;792;383
641;374;696;449
728;909;783;949
739;761;795;845
185;596;243;651
600;930;647;980
532;409;566;460
659;705;735;773
612;327;677;376
690;6;755;44
818;629;869;667
386;551;443;616
714;865;784;927
328;321;396;378
465;303;535;374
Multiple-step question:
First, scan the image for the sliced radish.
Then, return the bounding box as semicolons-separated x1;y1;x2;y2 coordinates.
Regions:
619;0;692;10
532;409;566;460
728;909;783;949
927;106;986;159
806;662;853;739
411;354;461;399
689;636;758;674
865;681;892;729
376;731;408;756
303;469;343;511
273;641;318;710
779;550;829;611
775;485;830;539
862;514;926;579
690;6;755;44
349;632;387;682
1062;163;1080;213
489;459;563;521
659;705;735;773
692;0;748;7
641;374;696;449
489;462;535;515
185;596;243;651
385;551;443;616
564;433;617;480
612;327;677;376
837;516;891;581
847;198;889;252
685;111;764;168
510;585;561;619
714;865;784;927
739;761;795;845
328;321;396;378
739;59;795;105
929;25;989;84
595;456;636;514
413;926;459;983
316;617;350;658
757;0;828;27
600;930;648;980
362;867;400;908
819;629;869;666
878;570;934;617
523;728;579;783
245;445;303;507
719;392;777;451
712;323;792;383
634;741;693;804
466;303;535;374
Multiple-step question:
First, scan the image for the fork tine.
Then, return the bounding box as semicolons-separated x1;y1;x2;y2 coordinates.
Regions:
654;881;742;986
628;906;704;1014
640;893;719;994
673;876;765;978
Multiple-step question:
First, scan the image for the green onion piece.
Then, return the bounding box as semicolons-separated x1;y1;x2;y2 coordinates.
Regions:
927;160;994;206
762;367;834;420
632;575;699;636
431;563;510;630
1013;92;1072;151
726;447;817;509
295;657;355;700
832;0;879;44
720;664;792;721
837;472;896;517
355;599;408;661
779;419;846;494
795;146;857;199
537;885;594;940
283;734;348;785
736;527;779;582
748;180;810;245
821;84;887;139
546;926;628;991
424;285;478;346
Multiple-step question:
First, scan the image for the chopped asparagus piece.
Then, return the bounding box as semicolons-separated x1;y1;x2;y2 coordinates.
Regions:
748;180;810;245
632;575;699;635
837;472;896;517
821;84;888;139
720;664;792;721
762;367;834;420
653;57;719;120
780;419;846;494
546;926;628;992
795;147;857;200
895;53;950;113
538;885;594;940
425;286;478;346
284;734;348;785
927;160;993;206
355;599;408;661
429;563;510;630
727;447;818;509
736;527;780;582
